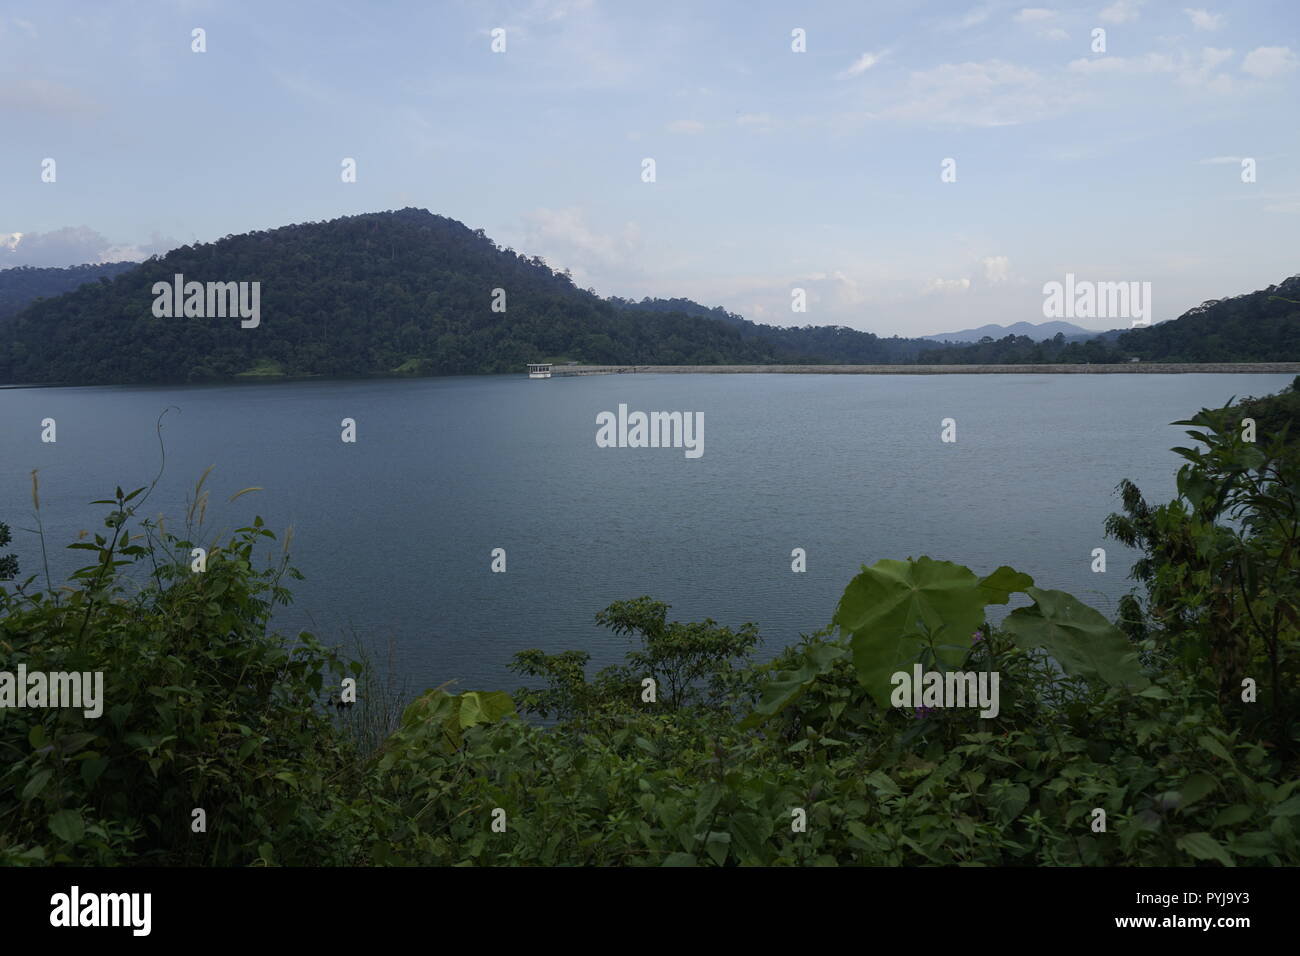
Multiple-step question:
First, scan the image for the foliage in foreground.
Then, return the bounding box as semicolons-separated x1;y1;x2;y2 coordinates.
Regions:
1;384;1298;865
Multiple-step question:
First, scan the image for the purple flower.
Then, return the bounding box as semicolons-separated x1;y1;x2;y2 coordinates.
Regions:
972;629;984;644
913;705;935;719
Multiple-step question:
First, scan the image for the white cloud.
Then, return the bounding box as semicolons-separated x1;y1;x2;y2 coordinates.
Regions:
1015;9;1066;40
879;60;1077;127
1183;8;1222;31
796;271;872;312
516;207;642;283
0;226;176;267
982;256;1011;284
1100;0;1144;24
1068;47;1235;89
840;51;885;78
922;277;972;295
1198;155;1242;164
1242;46;1298;78
526;0;595;23
940;6;995;31
1068;52;1170;74
1201;47;1234;70
491;1;640;91
665;119;704;133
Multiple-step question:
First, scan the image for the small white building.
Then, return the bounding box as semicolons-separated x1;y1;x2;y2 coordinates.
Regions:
527;363;552;379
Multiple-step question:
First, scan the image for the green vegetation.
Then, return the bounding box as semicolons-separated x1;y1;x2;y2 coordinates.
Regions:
234;358;288;379
1118;279;1300;363
1237;375;1300;440
2;383;1298;865
0;262;137;324
0;521;16;581
914;331;1127;365
0;210;784;386
0;471;358;864
3;210;1296;386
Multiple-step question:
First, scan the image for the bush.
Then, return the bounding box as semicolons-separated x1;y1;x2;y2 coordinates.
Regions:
0;476;359;865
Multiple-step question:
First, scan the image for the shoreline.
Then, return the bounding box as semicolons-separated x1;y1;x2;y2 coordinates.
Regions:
547;362;1300;376
4;361;1299;390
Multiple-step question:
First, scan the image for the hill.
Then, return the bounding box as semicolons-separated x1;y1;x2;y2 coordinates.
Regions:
923;320;1104;343
0;210;788;385
0;262;138;323
1117;276;1300;362
609;296;939;363
3;209;1297;385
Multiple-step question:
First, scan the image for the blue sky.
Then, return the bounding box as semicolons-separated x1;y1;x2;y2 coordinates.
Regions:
1;0;1297;336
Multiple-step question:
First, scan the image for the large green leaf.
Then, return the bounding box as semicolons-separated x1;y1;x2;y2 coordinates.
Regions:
457;690;516;729
401;688;457;729
834;557;989;706
49;809;85;844
1176;773;1218;812
1176;832;1234;867
978;566;1034;605
1001;588;1149;690
740;642;847;728
399;688;516;754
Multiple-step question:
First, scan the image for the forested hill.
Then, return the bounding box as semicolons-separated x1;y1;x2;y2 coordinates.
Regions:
615;275;1300;366
608;295;936;363
1117;276;1300;362
610;294;1126;364
0;262;138;323
3;208;1297;385
0;209;788;385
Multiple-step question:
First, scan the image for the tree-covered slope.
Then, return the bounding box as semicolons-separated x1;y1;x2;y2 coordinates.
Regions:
1117;276;1300;362
4;208;1296;385
609;295;939;363
617;278;1300;366
0;209;786;385
0;262;138;323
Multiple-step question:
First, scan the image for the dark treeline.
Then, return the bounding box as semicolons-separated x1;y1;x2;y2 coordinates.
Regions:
615;283;1300;366
914;331;1127;364
611;294;1129;364
0;210;785;385
1116;277;1300;362
608;295;934;363
0;262;138;323
1;209;1296;385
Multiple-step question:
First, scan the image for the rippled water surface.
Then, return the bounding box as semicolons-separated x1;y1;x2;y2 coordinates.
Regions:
2;372;1290;692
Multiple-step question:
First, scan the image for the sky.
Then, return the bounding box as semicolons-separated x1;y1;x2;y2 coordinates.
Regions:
1;0;1297;337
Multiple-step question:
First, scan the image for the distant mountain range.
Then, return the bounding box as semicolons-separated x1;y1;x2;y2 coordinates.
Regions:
0;209;1295;385
923;320;1105;343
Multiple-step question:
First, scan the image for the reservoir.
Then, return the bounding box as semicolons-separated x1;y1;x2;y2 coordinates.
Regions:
1;372;1291;694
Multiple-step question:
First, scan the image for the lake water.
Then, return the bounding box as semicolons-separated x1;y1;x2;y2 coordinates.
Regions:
2;372;1291;695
